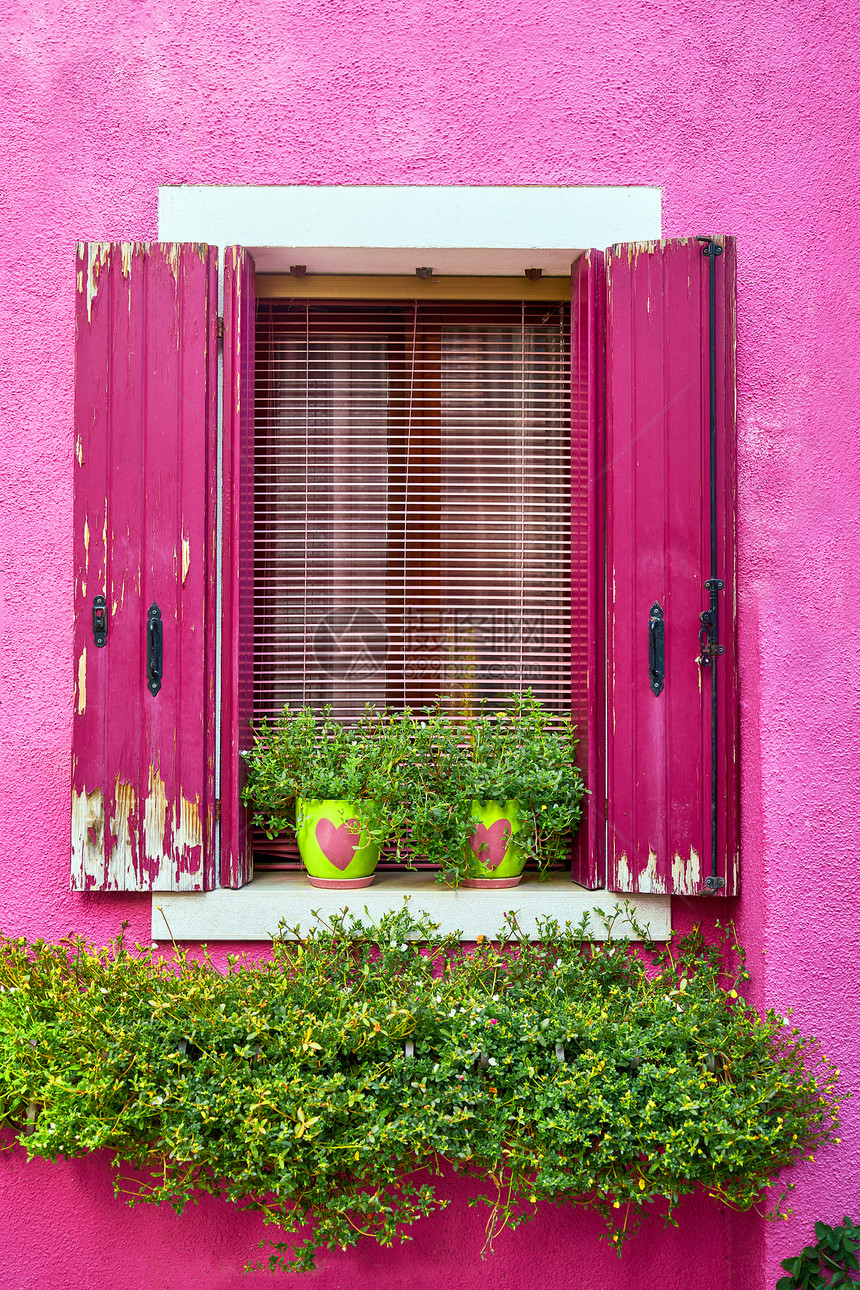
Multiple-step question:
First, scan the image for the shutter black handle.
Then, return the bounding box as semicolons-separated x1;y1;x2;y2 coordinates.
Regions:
147;602;163;696
649;601;664;696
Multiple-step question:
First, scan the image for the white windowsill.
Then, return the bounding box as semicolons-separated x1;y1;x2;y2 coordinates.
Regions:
152;872;671;942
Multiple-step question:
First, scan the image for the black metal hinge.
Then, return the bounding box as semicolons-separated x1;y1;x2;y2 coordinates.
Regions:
697;578;726;666
217;316;224;340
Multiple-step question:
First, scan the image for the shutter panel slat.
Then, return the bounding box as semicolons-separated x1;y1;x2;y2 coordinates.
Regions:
104;243;147;885
221;246;256;888
72;246;112;885
605;237;738;896
570;250;605;889
72;242;218;892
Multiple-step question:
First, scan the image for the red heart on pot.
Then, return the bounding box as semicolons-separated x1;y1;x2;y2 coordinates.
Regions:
315;817;363;870
468;819;512;870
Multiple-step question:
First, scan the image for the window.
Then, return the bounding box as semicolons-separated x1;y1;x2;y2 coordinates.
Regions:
251;285;577;873
253;294;572;721
71;236;738;905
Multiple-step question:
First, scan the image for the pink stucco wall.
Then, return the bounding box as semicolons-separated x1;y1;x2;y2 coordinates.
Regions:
1;2;859;1286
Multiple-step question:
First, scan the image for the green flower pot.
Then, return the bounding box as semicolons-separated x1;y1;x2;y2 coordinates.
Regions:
464;799;524;888
295;799;380;889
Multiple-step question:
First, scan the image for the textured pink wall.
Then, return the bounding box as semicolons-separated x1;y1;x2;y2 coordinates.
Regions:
1;1;859;1286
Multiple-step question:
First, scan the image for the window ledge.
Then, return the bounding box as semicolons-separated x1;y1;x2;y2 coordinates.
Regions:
152;872;671;942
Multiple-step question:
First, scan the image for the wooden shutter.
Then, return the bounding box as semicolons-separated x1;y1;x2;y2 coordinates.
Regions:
71;242;218;891
605;237;738;896
570;250;605;889
220;247;256;887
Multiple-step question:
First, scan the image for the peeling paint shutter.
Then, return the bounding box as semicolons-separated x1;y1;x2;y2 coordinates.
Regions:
570;250;605;888
72;242;218;892
605;238;738;896
220;247;256;887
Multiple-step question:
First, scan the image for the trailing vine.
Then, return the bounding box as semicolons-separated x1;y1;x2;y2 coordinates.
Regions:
0;908;842;1272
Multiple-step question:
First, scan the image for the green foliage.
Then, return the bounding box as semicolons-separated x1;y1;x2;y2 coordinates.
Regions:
241;705;385;837
242;690;586;884
0;910;841;1274
0;913;845;1274
777;1219;860;1288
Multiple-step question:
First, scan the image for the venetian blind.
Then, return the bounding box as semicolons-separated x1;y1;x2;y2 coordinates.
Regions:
254;297;572;724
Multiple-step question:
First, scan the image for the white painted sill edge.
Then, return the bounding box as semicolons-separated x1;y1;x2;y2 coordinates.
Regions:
152;872;671;942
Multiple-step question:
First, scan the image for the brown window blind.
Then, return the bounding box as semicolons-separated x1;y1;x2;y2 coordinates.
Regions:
254;297;572;724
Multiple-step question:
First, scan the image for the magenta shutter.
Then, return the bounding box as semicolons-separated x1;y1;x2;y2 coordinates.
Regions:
605;237;738;896
220;247;256;887
72;242;218;891
570;251;605;888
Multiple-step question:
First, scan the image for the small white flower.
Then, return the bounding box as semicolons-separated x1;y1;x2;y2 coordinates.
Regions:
492;994;499;1002
488;1057;497;1066
435;995;442;1004
400;944;408;952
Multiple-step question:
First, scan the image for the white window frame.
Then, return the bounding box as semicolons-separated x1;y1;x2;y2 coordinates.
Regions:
153;184;670;942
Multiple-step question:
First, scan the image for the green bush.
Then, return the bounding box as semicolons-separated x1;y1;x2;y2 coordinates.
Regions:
778;1218;860;1288
0;907;842;1272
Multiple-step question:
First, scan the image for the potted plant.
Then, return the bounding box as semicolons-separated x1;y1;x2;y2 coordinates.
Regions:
463;798;523;889
391;691;585;887
243;707;384;888
243;692;585;889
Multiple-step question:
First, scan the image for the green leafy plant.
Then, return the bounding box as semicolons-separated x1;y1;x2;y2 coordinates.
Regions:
241;705;386;841
778;1219;860;1288
243;690;586;885
0;909;842;1272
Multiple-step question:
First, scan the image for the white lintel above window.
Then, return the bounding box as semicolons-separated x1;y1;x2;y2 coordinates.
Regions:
158;184;662;273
